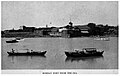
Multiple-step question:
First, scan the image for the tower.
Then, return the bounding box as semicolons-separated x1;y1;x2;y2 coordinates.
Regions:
69;21;73;27
69;17;73;27
46;24;48;28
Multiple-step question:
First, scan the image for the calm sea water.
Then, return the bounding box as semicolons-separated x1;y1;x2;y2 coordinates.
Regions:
1;37;118;69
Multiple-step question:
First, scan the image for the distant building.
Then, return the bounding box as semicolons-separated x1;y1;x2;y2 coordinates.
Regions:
74;25;90;36
34;28;43;36
49;27;61;37
60;22;90;37
34;27;52;36
20;25;35;32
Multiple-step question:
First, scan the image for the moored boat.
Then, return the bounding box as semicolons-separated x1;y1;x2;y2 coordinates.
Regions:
65;48;104;57
7;49;47;56
15;37;24;41
6;39;19;43
94;37;110;41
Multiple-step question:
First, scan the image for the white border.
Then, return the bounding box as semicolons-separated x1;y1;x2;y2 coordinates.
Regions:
1;69;118;74
0;0;119;75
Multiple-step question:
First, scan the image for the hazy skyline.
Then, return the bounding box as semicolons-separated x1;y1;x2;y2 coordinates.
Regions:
2;1;118;30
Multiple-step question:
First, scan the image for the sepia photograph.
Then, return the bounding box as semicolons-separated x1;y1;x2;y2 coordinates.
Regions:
1;1;118;74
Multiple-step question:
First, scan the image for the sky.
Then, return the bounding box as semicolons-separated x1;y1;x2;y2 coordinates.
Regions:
1;1;118;30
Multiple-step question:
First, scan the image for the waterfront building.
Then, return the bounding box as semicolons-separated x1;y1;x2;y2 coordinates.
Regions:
60;21;90;37
34;27;52;37
2;22;118;38
74;25;90;36
20;25;35;32
49;27;61;37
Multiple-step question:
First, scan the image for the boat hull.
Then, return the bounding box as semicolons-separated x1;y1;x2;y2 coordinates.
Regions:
7;51;47;56
6;40;18;43
65;51;104;57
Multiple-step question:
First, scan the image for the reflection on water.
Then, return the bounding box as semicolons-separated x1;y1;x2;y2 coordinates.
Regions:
65;56;104;62
8;55;46;64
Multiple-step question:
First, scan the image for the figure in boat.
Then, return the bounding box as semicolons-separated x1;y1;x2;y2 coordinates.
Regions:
12;49;15;53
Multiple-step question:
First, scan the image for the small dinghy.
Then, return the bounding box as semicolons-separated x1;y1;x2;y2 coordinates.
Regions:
6;39;19;43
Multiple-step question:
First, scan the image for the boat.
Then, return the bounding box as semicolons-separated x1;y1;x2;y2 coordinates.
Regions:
6;37;24;43
7;49;47;56
6;39;19;43
65;48;104;57
94;37;110;41
15;37;24;41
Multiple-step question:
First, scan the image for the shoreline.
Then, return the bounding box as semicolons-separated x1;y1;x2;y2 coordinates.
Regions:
1;35;118;38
